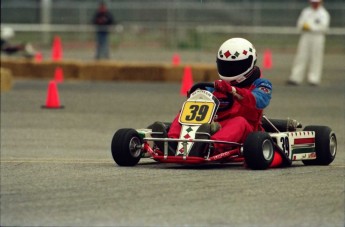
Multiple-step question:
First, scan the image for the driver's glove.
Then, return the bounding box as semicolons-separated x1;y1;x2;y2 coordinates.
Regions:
214;80;232;94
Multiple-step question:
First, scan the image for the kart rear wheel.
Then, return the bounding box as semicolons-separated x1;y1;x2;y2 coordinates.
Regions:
243;131;274;170
111;128;142;166
302;126;337;165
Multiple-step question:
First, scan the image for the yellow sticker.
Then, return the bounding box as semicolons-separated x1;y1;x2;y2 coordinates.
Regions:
179;101;215;125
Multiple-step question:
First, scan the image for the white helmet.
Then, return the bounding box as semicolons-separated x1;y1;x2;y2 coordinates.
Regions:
216;38;257;85
1;26;15;41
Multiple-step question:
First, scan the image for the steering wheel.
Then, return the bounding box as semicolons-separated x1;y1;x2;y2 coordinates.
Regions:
188;82;215;96
187;82;234;111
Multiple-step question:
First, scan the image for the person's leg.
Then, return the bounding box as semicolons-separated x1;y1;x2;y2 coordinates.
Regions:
95;32;102;59
150;113;181;155
167;113;182;139
288;34;311;84
151;121;177;155
212;116;253;143
99;33;107;59
307;35;325;85
210;116;254;154
103;34;110;59
1;40;25;55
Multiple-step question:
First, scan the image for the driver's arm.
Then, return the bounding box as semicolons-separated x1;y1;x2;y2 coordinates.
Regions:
214;78;272;110
234;78;272;109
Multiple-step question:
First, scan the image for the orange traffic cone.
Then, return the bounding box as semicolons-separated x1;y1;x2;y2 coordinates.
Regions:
41;80;64;109
172;53;181;66
51;36;63;61
35;52;43;63
263;49;272;69
54;67;64;83
180;66;194;96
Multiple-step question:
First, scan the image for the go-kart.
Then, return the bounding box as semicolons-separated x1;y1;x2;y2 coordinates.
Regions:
111;83;337;170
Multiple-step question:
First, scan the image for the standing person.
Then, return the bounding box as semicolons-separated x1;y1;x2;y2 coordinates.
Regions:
92;2;115;60
287;0;330;86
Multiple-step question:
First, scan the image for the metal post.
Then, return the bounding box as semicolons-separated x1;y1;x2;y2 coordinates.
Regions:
40;0;52;44
183;142;188;160
164;141;168;159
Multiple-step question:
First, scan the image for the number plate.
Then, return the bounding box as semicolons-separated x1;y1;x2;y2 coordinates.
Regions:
179;101;216;125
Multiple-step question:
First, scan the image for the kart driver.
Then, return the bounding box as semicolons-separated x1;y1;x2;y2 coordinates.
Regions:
1;26;36;58
153;38;278;165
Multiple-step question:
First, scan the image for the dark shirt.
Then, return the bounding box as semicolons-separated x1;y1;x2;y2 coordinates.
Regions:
93;11;115;33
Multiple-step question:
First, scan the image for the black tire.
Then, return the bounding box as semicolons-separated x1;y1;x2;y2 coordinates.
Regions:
302;126;337;165
111;128;142;166
243;131;274;170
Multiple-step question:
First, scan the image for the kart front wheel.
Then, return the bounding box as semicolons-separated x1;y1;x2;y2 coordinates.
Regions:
302;126;337;165
111;128;142;166
243;131;274;170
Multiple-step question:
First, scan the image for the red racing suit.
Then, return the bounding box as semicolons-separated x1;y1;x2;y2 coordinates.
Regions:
168;77;273;152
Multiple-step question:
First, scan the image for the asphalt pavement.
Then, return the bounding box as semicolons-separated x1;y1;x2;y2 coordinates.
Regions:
1;74;344;226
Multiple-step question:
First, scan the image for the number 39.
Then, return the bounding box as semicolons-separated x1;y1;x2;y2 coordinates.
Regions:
179;101;215;124
280;136;290;157
185;104;209;122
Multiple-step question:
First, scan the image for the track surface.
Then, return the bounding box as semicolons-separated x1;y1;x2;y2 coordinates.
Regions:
1;70;344;226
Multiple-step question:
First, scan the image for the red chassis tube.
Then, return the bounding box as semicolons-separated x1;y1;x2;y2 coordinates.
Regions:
143;142;244;164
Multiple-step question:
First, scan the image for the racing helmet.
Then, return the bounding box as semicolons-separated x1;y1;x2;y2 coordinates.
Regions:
1;26;15;41
216;38;257;85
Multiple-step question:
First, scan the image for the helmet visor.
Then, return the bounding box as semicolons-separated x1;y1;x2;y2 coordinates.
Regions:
217;56;253;78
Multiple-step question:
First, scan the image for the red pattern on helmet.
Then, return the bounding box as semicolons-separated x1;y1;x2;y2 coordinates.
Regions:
224;51;231;58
